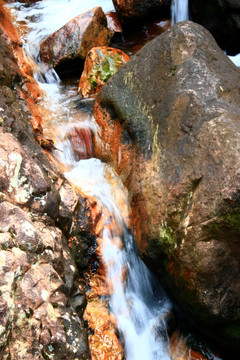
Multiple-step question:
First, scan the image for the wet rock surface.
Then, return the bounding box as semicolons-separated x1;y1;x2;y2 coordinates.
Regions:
93;21;240;351
113;0;171;25
106;11;123;33
189;0;240;55
79;46;130;98
0;1;44;133
40;7;114;68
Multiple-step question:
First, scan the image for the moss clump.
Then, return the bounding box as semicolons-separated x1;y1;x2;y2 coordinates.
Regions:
169;65;177;76
90;54;124;91
225;212;240;230
90;79;97;91
159;223;175;252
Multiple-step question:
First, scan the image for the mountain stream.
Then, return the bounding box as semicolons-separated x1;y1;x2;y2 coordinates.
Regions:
6;1;227;359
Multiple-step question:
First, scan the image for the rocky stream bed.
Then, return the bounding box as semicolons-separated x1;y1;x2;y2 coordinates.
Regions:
0;1;240;360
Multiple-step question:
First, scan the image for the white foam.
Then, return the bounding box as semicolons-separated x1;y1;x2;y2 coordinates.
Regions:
228;53;240;67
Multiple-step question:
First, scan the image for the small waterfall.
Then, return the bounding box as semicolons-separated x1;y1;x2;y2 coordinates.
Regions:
171;0;189;24
67;160;172;360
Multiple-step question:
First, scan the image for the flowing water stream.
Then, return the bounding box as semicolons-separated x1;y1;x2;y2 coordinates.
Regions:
7;1;173;359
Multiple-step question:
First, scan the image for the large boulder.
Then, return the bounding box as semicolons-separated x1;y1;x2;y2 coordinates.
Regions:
113;0;171;25
40;7;114;67
93;21;240;351
189;0;240;55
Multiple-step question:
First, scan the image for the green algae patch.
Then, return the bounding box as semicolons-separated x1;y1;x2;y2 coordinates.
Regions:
225;212;240;230
159;223;176;252
79;47;130;97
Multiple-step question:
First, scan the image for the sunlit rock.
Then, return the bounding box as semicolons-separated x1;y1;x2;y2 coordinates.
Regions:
79;46;130;98
106;11;123;33
93;21;240;351
40;7;114;67
0;3;44;132
0;203;90;359
0;131;60;218
84;206;124;360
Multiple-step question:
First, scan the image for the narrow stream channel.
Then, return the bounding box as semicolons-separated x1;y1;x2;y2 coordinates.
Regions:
7;1;173;359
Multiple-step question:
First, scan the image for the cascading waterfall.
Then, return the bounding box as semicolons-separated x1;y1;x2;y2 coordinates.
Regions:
7;1;173;359
171;0;189;24
67;161;172;360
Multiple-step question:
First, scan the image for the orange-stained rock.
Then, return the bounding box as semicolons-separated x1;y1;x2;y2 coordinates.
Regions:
84;228;125;360
77;190;126;359
169;331;189;360
84;295;123;360
79;46;130;98
106;11;123;32
0;1;44;133
40;7;114;68
189;349;208;360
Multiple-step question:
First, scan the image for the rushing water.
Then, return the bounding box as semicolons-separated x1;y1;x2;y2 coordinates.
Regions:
7;1;172;359
171;0;189;24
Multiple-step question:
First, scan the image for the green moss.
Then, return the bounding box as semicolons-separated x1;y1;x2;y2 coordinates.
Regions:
205;207;240;239
169;66;177;76
90;79;97;91
42;351;54;360
225;212;240;229
86;52;126;95
99;60;112;83
158;223;176;254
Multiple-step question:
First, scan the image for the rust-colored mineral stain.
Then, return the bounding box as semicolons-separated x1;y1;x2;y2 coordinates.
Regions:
85;296;123;360
93;100;150;250
83;201;125;360
189;349;208;360
106;11;123;33
0;1;44;133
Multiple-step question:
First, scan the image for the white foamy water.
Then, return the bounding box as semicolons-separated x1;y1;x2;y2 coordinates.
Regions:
171;0;189;24
228;53;240;67
8;0;114;50
66;159;171;360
